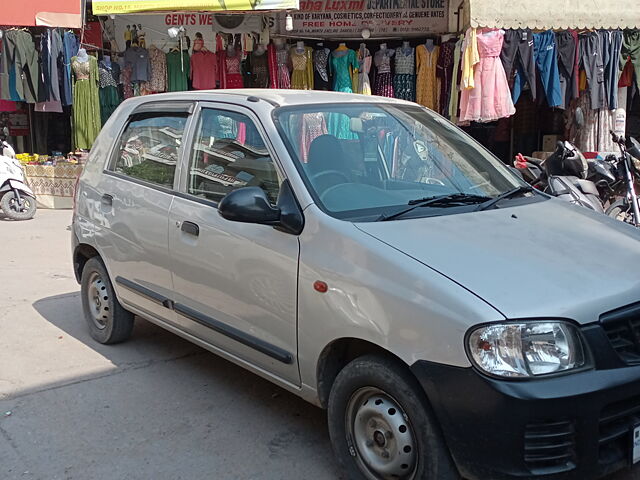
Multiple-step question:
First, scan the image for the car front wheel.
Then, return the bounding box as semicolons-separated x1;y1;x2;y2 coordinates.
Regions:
328;355;459;480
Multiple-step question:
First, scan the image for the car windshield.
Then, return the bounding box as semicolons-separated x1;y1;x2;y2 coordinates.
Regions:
274;103;529;221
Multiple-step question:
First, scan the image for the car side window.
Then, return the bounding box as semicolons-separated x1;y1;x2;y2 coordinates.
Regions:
113;113;188;188
188;108;280;204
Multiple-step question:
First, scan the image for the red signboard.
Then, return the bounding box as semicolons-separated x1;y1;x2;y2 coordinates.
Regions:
4;0;82;28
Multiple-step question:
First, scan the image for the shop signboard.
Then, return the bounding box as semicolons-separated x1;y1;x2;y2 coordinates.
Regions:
277;0;448;38
93;0;298;15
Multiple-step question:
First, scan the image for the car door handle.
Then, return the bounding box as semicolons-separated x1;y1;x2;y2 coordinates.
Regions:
101;194;113;206
181;221;199;237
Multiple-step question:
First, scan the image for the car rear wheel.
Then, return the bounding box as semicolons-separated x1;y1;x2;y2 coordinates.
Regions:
81;257;134;344
327;355;459;480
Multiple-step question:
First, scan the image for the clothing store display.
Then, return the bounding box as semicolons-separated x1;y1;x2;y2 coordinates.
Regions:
291;46;314;90
120;64;133;99
38;31;50;103
146;46;166;92
190;50;218;89
71;55;101;149
437;41;456;115
580;32;606;110
373;48;394;97
298;112;328;162
533;30;562;108
219;49;244;89
622;30;640;90
603;30;623;109
166;50;190;91
394;46;415;101
314;47;331;91
62;32;78;106
500;29;537;103
124;46;151;83
275;45;292;89
459;29;515;123
358;46;372;95
99;66;120;125
448;37;463;122
247;50;269;88
620;58;634;87
1;30;39;103
35;101;62;113
555;30;579;108
48;29;63;103
461;28;479;90
416;44;439;109
331;48;358;93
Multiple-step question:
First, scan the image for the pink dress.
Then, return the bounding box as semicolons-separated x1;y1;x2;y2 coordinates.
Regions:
459;30;515;123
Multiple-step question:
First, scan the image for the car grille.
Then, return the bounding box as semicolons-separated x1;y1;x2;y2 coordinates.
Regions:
524;420;576;474
598;395;640;476
601;302;640;364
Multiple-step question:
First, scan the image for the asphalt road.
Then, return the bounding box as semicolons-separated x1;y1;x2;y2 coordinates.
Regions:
0;210;636;480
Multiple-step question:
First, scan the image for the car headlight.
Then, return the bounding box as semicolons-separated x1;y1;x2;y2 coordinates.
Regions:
467;321;587;378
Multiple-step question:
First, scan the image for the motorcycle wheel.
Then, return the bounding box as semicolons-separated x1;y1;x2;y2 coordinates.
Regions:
606;199;637;225
0;191;36;220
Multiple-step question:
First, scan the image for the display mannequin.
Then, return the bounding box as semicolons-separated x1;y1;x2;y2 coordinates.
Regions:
193;32;204;52
357;43;372;95
331;43;358;93
273;38;291;89
416;39;440;109
394;41;415;101
248;44;269;88
71;48;100;149
137;24;146;48
374;43;394;97
425;38;435;52
220;44;244;88
290;41;313;89
313;41;331;90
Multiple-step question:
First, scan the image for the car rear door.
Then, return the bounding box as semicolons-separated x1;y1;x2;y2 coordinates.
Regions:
168;102;300;385
95;102;193;323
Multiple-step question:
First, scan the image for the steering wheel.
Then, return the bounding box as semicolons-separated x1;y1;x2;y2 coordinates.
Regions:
310;170;351;185
319;182;352;203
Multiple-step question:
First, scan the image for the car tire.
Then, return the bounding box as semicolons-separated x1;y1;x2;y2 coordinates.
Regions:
0;192;36;220
80;257;134;344
328;355;459;480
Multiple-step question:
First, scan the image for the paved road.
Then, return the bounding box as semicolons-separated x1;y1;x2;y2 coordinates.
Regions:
0;210;636;480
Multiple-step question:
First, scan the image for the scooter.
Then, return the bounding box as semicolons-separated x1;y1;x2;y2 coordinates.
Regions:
605;131;640;227
513;141;604;213
0;129;37;220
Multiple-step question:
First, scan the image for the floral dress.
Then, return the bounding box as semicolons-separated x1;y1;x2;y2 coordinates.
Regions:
373;50;394;97
290;46;314;90
276;47;291;89
313;48;331;90
394;47;415;101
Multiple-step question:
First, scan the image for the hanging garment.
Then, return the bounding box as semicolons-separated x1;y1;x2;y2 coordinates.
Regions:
313;47;331;91
273;46;291;89
299;112;328;163
290;46;314;90
98;66;120;125
533;30;562;108
120;64;133;99
555;30;579;109
247;50;269;88
621;30;640;90
373;50;394;97
220;50;244;88
436;41;456;115
146;46;167;92
459;29;515;123
38;30;50;103
500;29;537;103
580;32;606;110
331;49;358;93
72;56;101;150
448;36;464;122
461;28;479;90
358;47;372;95
570;92;616;152
602;30;623;110
124;46;151;83
61;32;78;106
619;58;634;87
393;47;415;101
416;45;439;109
166;50;190;91
48;29;63;103
1;30;39;103
190;50;218;89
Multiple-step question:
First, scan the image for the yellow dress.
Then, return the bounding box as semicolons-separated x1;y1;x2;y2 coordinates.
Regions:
290;46;314;90
462;28;479;90
416;45;439;111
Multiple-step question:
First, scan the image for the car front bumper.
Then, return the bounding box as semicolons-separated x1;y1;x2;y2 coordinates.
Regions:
412;359;640;480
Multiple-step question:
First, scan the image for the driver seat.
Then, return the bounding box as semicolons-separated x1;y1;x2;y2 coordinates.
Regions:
307;135;352;194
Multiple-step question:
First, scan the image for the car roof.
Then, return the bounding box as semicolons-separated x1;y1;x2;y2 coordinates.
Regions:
122;89;418;108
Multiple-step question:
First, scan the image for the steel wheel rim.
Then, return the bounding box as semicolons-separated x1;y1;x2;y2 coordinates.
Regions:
87;272;110;330
8;196;31;213
346;387;418;480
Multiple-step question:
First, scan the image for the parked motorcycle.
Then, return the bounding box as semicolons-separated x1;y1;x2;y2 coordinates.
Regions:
603;131;640;227
513;141;604;213
0;128;37;220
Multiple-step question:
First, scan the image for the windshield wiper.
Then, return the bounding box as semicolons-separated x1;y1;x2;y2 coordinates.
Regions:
474;185;535;212
376;193;491;222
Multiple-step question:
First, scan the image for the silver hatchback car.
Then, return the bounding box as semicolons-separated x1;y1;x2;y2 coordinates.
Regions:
72;90;640;480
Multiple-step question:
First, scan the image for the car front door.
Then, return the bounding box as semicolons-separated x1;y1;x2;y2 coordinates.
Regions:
168;103;300;384
96;103;193;323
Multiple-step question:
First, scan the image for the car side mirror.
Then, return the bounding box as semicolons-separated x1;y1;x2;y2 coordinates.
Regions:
218;187;281;225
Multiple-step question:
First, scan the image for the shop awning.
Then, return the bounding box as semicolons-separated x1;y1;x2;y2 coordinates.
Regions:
92;0;298;14
466;0;640;30
3;0;82;28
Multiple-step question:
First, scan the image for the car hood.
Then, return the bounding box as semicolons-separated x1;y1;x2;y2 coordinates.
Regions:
355;199;640;324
